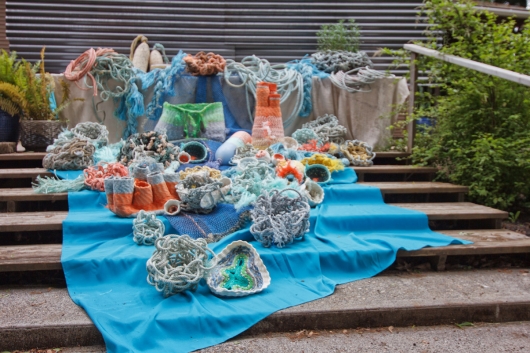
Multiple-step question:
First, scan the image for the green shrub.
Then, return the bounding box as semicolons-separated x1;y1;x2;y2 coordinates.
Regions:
393;0;530;211
316;19;360;52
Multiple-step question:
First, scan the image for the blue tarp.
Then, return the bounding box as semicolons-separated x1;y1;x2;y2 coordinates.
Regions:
61;169;470;353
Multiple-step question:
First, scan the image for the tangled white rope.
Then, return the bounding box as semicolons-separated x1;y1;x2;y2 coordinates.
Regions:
223;55;304;127
146;235;216;297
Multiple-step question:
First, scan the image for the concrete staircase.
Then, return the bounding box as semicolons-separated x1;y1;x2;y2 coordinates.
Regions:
0;152;529;351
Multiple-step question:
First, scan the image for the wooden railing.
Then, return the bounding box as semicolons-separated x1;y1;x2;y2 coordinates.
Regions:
404;43;530;152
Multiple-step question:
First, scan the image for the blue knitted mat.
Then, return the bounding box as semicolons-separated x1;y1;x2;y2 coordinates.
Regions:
61;169;470;353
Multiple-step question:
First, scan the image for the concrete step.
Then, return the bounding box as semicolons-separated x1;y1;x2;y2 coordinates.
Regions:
1;230;528;273
1;269;528;350
54;322;530;353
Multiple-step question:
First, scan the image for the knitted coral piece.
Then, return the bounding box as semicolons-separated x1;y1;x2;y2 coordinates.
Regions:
276;160;305;184
301;153;345;173
105;171;179;218
184;51;226;76
84;162;129;192
251;82;284;150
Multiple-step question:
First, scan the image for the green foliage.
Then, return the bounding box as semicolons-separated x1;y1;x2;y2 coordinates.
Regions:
387;0;530;211
316;19;361;52
0;48;76;120
0;82;28;116
508;210;521;223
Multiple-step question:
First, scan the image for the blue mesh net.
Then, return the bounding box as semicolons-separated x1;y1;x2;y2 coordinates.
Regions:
164;203;252;242
196;75;251;136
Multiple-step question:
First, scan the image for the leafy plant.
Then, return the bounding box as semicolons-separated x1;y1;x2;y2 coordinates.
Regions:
508;211;521;223
316;19;361;52
0;48;78;121
384;0;530;211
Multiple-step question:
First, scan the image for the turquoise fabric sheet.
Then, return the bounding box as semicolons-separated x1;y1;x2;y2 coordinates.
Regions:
62;169;470;353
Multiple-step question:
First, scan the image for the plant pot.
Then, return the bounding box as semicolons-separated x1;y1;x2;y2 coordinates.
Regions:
0;110;19;143
19;120;66;151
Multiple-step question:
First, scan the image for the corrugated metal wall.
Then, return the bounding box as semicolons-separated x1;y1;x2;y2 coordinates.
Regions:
6;0;426;74
0;0;9;50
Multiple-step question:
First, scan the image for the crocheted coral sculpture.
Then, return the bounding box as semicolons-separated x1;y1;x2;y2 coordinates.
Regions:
177;171;231;213
251;82;284;149
304;164;331;184
300;179;324;207
83;162;129;192
276;160;306;184
301;153;345;173
104;167;179;218
301;114;347;144
118;131;178;167
133;210;166;246
43;137;96;170
146;234;215;297
250;189;310;248
184;51;226;76
206;240;271;297
181;141;208;163
340;140;376;166
155;102;226;142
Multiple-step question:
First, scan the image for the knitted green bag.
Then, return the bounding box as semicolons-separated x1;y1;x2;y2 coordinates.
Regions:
155;102;226;142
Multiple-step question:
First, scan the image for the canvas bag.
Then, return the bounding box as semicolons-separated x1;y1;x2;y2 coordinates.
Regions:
155;102;226;142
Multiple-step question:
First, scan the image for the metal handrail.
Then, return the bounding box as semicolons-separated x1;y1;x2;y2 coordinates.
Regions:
404;43;530;152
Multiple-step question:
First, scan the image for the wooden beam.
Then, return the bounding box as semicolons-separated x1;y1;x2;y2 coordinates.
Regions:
407;51;418;153
404;44;530;87
392;202;508;221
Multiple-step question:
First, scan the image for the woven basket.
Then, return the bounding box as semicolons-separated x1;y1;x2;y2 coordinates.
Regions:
0;109;20;143
20;120;66;151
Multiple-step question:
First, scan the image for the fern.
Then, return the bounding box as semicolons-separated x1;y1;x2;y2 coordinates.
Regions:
0;97;21;116
0;47;79;120
0;82;28;116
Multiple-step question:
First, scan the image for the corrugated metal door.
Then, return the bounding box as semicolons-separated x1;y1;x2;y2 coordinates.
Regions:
6;0;425;74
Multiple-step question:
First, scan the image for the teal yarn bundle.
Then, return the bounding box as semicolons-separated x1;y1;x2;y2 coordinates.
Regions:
137;51;188;122
32;174;86;194
286;56;329;118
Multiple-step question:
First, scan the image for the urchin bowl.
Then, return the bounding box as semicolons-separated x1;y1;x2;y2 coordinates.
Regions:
206;240;271;297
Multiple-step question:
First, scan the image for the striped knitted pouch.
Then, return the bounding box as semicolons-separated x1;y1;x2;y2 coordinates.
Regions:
155;102;226;142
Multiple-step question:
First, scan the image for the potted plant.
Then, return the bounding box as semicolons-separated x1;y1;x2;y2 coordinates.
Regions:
0;50;26;143
0;48;79;150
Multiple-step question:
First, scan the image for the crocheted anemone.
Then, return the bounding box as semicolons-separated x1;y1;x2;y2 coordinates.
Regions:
250;189;310;248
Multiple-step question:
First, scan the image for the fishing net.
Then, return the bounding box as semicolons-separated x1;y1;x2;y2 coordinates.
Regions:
164;203;252;243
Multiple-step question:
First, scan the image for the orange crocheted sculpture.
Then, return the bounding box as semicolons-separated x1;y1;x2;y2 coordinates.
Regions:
251;82;285;149
184;52;226;76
